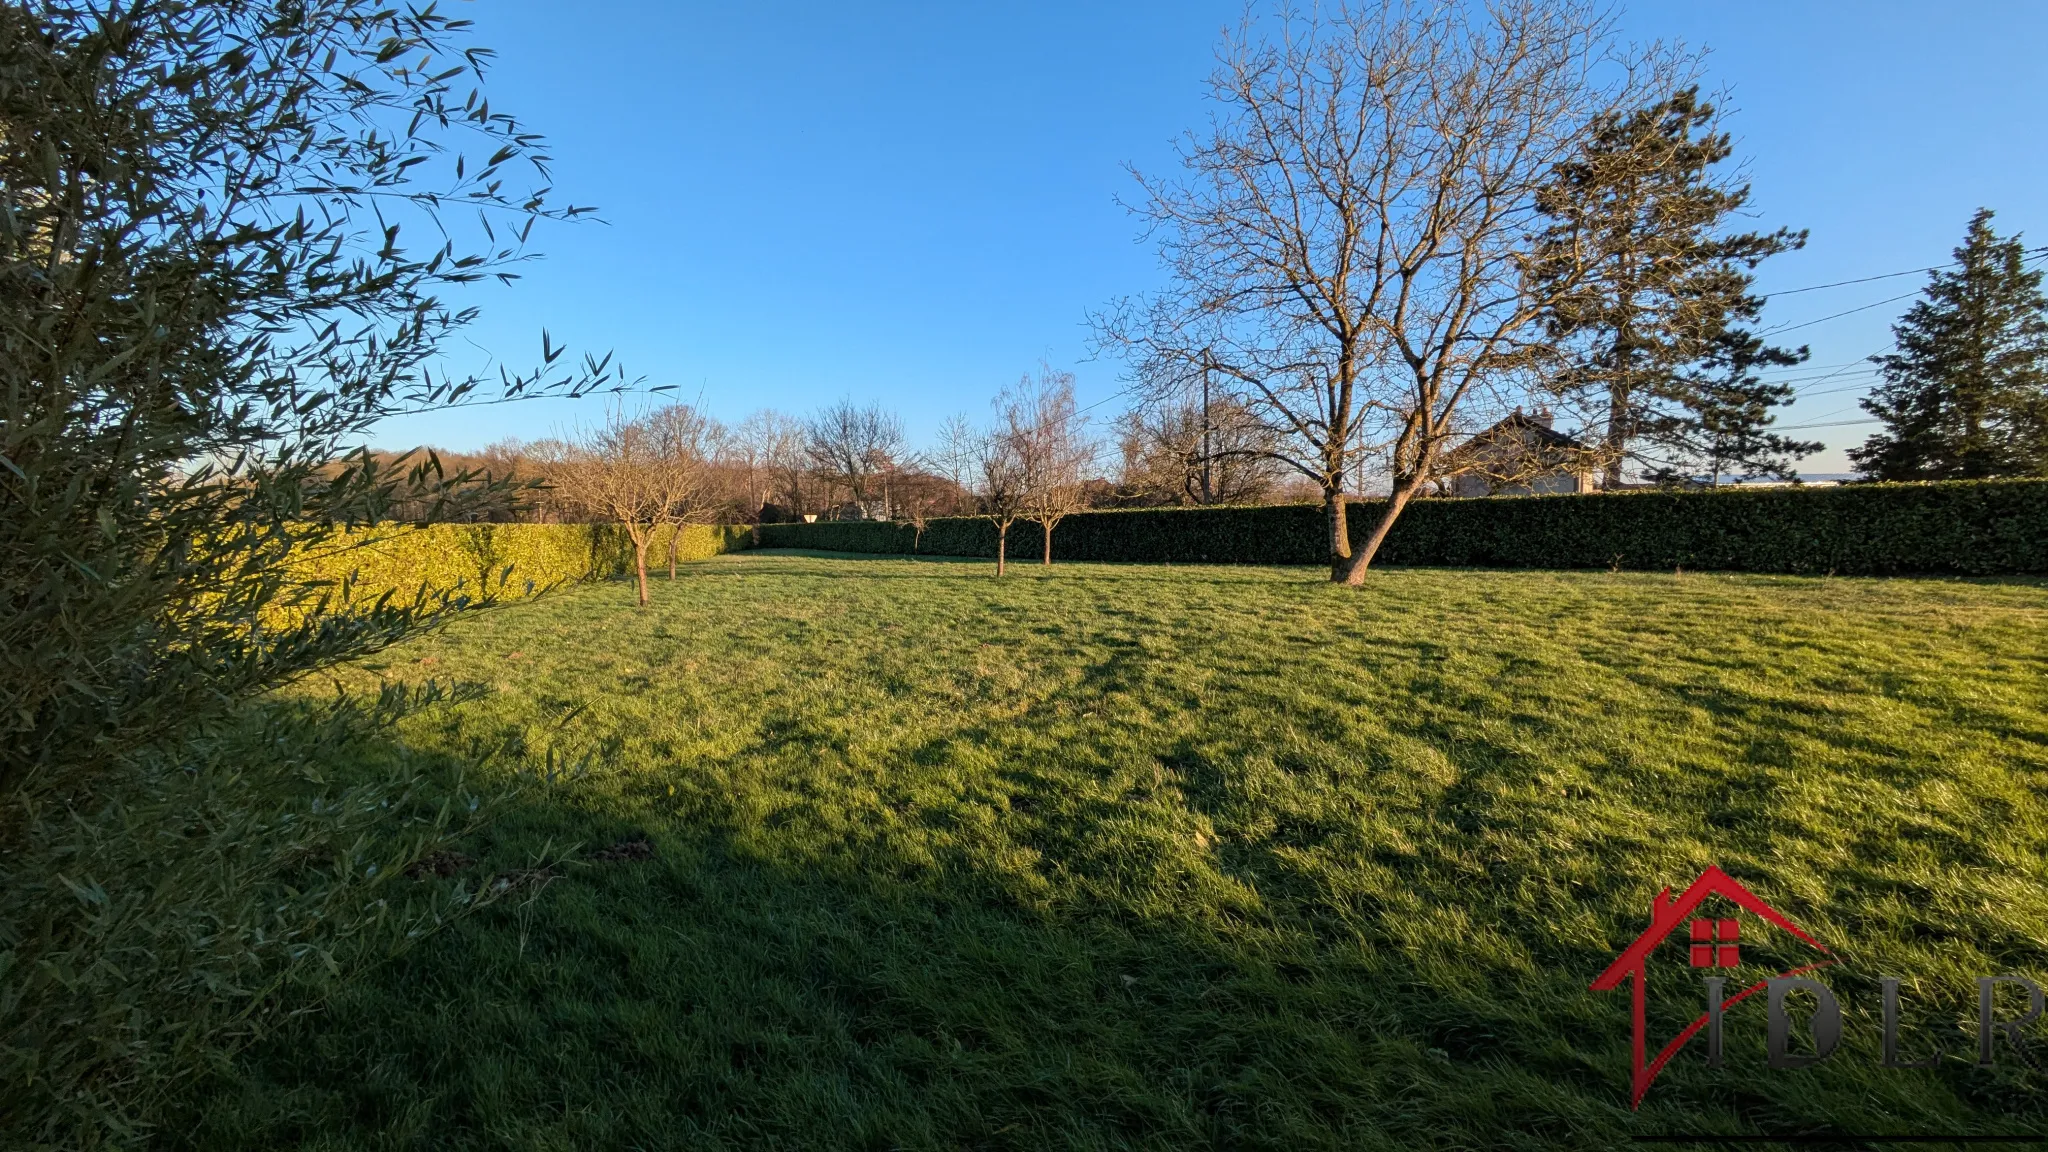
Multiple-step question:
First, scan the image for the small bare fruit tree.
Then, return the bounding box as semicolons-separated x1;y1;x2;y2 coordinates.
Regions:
1006;367;1099;564
556;409;669;607
645;404;722;578
1097;0;1685;583
893;465;939;553
936;412;1030;576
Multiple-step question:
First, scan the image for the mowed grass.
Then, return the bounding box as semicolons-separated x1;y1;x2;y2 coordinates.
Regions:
202;553;2048;1149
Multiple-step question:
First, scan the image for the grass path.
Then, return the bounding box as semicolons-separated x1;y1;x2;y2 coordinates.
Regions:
204;554;2048;1149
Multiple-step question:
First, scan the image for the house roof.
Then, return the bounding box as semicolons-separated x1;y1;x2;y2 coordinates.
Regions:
1458;411;1589;453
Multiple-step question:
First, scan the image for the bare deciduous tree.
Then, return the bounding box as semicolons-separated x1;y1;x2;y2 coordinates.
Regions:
805;400;907;516
1117;365;1285;505
730;410;816;520
891;465;967;553
1097;1;1681;583
936;411;1029;576
553;410;667;607
508;438;574;523
1005;367;1099;564
645;403;723;578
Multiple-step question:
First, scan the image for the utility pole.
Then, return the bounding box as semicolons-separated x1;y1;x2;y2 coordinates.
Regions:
1200;360;1214;504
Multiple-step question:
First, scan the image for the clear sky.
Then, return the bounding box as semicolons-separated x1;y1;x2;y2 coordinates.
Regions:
377;1;2048;475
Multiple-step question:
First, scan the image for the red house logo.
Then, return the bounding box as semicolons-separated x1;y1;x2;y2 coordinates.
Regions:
1589;866;1836;1107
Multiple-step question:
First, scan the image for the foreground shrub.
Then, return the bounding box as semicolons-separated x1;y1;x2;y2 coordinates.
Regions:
0;5;636;1146
0;0;635;797
0;689;500;1147
757;480;2048;575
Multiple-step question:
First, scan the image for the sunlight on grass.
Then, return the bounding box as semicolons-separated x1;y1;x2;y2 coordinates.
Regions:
204;554;2048;1149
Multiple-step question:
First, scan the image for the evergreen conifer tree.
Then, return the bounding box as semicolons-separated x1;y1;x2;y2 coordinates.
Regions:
1651;327;1822;485
1532;88;1812;485
1852;209;2048;480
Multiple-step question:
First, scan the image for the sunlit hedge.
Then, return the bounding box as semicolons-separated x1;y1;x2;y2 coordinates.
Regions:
288;523;757;606
756;480;2048;576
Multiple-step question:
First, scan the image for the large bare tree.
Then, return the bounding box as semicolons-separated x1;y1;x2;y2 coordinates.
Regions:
730;409;817;519
805;400;907;516
1006;367;1099;564
1098;1;1683;582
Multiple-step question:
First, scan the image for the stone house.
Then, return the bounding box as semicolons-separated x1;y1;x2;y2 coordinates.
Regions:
1438;410;1598;497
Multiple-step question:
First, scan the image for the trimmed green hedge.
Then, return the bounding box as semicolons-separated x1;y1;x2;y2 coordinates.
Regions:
288;523;756;607
756;480;2048;576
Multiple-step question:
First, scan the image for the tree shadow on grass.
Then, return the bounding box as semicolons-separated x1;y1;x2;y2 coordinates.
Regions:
192;685;2048;1152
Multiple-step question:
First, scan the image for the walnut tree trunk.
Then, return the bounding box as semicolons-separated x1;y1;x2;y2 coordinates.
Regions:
633;537;651;607
1341;482;1421;585
1324;489;1352;582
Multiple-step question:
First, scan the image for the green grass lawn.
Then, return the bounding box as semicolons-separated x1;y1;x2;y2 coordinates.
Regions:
199;553;2048;1150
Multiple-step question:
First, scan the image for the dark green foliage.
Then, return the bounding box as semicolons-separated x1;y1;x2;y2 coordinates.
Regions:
760;480;2048;575
1854;209;2048;481
1;6;622;1145
0;688;503;1147
0;0;623;794
1531;88;1813;483
756;520;923;555
1655;326;1822;484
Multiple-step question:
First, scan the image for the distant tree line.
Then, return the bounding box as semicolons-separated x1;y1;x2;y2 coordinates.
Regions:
372;369;1324;550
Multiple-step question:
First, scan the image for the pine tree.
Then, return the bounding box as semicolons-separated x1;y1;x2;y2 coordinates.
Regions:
1531;88;1811;485
1647;328;1821;485
1851;210;2048;480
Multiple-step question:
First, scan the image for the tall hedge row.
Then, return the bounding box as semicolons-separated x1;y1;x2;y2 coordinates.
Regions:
756;480;2048;576
287;522;756;607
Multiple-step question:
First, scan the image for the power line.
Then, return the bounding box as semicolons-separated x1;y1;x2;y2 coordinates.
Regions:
1785;345;1892;396
1786;380;1880;401
1770;248;2048;403
1074;253;2046;421
1788;375;1881;394
1760;245;2048;297
1772;416;1882;431
1764;366;1883;386
1762;290;1922;336
1757;357;1877;377
1078;382;1140;416
1762;266;1945;297
1763;247;2048;337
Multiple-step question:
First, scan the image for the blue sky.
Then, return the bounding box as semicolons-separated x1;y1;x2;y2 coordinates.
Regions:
379;1;2048;474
